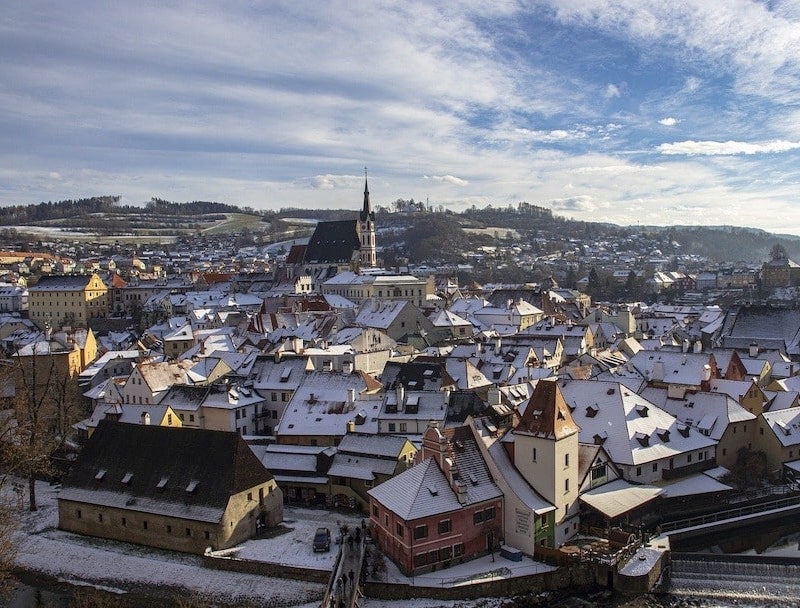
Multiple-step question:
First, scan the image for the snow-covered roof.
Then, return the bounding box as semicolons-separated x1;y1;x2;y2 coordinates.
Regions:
579;478;662;519
762;408;800;447
642;387;755;441
559;380;716;466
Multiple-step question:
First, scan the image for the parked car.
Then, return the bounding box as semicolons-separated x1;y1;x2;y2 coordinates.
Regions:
313;527;331;552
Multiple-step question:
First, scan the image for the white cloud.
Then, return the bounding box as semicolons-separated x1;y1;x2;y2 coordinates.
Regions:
424;175;469;186
658;117;678;126
657;139;800;156
548;195;598;212
605;84;621;98
300;175;363;190
48;172;62;180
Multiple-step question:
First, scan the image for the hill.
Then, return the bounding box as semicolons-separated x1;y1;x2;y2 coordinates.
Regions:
3;196;800;264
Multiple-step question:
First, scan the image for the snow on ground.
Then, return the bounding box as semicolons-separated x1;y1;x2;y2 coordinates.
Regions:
7;481;524;607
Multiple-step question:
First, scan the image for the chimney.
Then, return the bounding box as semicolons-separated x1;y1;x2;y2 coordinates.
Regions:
693;340;702;354
749;342;759;358
702;364;712;383
682;339;690;353
488;386;501;406
396;384;405;412
347;388;356;409
141;412;151;425
343;360;354;374
652;361;665;382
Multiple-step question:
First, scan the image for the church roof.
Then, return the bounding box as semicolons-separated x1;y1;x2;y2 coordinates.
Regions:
304;219;360;265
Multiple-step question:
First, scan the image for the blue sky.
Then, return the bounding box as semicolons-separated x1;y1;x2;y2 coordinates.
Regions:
3;1;800;233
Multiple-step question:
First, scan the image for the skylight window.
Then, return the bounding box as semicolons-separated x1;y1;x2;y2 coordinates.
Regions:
156;476;169;489
121;472;133;485
185;480;199;493
94;469;106;481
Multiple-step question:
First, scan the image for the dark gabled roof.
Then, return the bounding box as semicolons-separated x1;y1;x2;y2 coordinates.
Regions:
304;220;360;264
381;360;455;390
29;274;94;291
61;421;273;513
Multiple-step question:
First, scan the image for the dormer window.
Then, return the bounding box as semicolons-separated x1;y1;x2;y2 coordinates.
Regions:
586;405;599;418
657;428;671;442
634;432;650;447
636;405;649;418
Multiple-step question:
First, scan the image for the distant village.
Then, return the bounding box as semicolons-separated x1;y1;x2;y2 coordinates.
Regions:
4;178;800;595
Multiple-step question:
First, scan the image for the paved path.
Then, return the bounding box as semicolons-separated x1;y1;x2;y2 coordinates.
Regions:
323;529;366;608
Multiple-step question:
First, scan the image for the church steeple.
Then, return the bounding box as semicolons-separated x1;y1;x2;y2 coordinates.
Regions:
360;167;374;222
358;167;377;268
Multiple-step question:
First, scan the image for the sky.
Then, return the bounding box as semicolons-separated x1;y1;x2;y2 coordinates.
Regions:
3;1;800;234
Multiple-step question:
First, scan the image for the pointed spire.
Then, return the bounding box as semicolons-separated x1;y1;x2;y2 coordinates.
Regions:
360;167;374;221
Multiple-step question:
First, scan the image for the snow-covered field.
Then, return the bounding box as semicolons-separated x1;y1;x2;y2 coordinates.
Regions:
8;481;519;607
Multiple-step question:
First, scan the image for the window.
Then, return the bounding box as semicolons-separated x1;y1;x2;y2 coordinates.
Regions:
636;466;642;476
453;543;464;557
98;513;103;523
438;519;452;535
414;554;427;568
388;423;396;432
189;414;195;422
143;521;148;530
591;463;606;481
396;523;404;537
186;528;192;537
121;517;127;527
205;531;210;540
652;463;658;472
564;479;570;493
271;392;277;402
400;423;407;432
76;509;82;519
414;525;428;540
532;447;537;462
564;453;569;467
688;453;693;463
372;505;379;516
474;510;484;524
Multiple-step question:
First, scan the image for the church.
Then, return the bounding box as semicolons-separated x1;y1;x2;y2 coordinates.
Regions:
283;172;377;290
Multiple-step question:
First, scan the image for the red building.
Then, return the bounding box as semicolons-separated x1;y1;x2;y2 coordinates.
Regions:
368;425;503;575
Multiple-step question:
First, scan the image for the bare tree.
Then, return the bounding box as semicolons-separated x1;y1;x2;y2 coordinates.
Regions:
0;409;19;590
4;340;82;511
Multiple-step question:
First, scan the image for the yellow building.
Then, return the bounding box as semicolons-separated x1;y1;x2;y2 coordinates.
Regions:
27;273;109;330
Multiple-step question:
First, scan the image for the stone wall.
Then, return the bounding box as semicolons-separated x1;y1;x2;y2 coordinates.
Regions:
202;554;330;584
363;564;597;601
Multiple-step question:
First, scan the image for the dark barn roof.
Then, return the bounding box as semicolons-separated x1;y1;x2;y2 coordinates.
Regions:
60;421;273;516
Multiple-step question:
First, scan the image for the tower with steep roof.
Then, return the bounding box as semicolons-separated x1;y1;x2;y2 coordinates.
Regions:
358;168;377;267
512;379;580;544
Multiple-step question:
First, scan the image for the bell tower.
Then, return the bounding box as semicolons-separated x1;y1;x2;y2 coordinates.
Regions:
358;168;377;268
